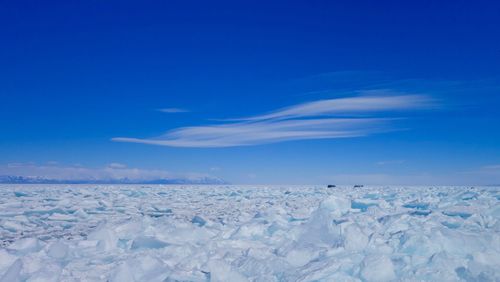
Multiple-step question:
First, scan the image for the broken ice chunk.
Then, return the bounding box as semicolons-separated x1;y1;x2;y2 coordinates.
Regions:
285;248;317;267
441;221;461;229
402;202;430;210
351;199;378;212
13;191;29;197
319;195;350;217
343;224;368;252
47;213;77;222
360;255;396;281
191;215;207;227
131;236;169;250
409;210;432;216
206;259;248;282
87;226;118;251
47;241;69;259
459;191;478;201
2;221;24;233
7;238;42;254
442;210;472;219
0;250;17;273
110;262;135;282
0;259;22;282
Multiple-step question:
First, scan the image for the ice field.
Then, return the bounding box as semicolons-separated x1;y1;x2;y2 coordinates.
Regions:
0;185;499;281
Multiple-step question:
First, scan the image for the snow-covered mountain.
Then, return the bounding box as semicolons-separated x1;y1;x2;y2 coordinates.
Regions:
0;175;226;184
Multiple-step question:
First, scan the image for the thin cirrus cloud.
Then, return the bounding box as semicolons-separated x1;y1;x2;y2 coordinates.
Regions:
113;93;435;148
230;93;433;121
158;108;189;113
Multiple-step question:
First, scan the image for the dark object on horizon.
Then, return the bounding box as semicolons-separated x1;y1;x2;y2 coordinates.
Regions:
354;185;364;188
327;185;336;188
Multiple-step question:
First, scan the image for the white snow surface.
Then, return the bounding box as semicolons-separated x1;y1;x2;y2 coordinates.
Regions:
0;184;499;281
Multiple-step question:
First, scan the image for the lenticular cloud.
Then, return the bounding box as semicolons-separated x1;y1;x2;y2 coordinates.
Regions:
113;94;435;148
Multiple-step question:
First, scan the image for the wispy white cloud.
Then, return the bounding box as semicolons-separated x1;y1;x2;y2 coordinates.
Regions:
480;164;500;171
107;162;127;169
461;164;500;184
232;93;434;121
323;172;462;186
114;93;434;148
247;173;257;179
376;160;405;166
324;171;495;186
114;118;395;148
0;163;223;183
158;108;189;113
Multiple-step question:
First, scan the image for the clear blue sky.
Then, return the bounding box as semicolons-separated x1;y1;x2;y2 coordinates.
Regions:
1;1;499;184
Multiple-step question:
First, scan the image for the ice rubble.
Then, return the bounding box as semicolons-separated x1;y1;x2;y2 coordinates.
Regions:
0;184;499;281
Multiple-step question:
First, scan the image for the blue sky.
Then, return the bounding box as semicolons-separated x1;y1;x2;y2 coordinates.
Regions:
1;1;499;184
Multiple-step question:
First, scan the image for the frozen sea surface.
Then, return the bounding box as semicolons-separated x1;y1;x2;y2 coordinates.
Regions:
0;185;499;281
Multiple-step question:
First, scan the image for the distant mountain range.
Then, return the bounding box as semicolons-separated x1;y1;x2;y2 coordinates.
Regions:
0;175;227;184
